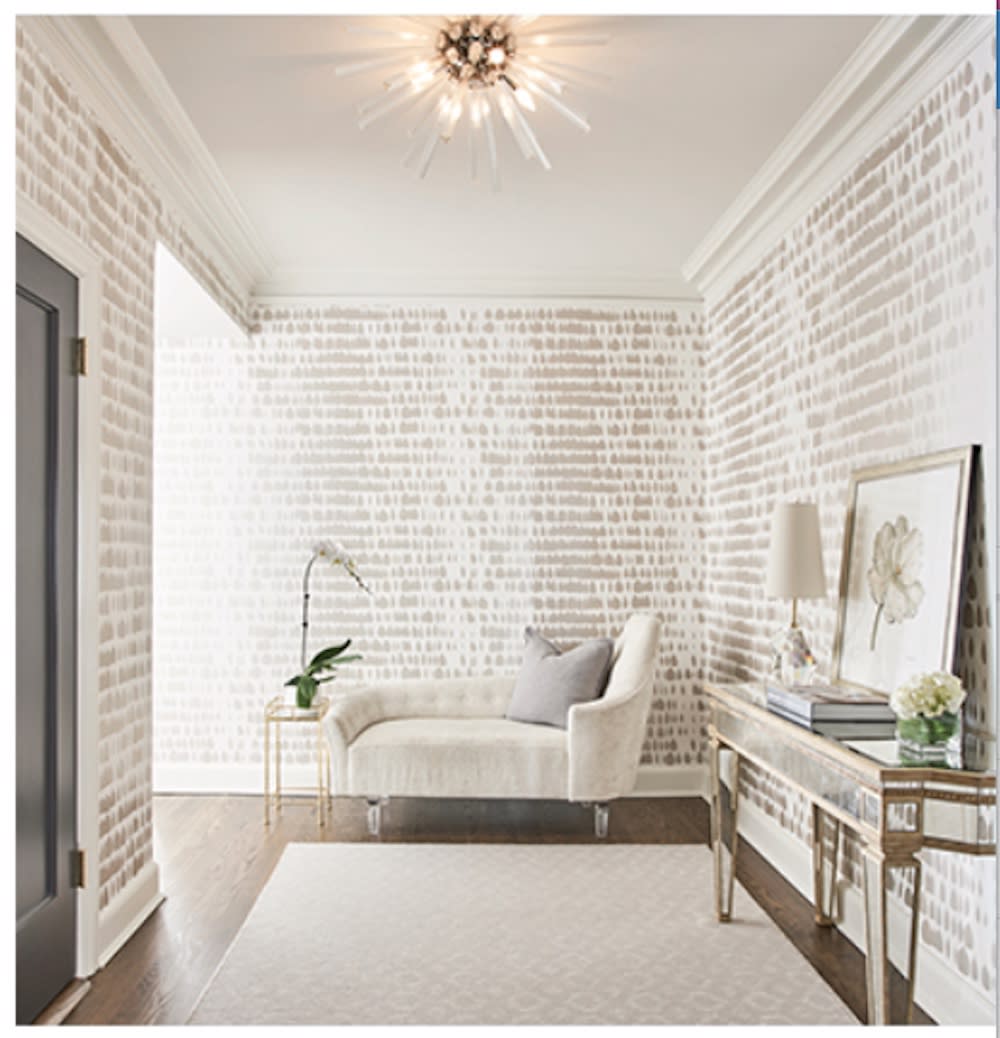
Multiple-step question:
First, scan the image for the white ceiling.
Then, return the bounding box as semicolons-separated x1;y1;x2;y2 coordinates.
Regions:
130;14;878;299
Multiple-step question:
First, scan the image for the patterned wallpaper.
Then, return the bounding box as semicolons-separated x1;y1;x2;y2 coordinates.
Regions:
702;37;996;1001
152;302;706;776
16;13;996;1013
16;23;249;912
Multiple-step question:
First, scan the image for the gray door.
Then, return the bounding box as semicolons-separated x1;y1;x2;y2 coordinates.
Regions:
16;233;79;1024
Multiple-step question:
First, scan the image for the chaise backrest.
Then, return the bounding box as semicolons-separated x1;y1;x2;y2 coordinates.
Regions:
604;614;661;705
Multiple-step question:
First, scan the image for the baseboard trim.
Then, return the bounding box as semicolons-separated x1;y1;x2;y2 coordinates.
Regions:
33;978;92;1025
630;764;707;798
730;794;995;1027
154;762;318;795
155;762;708;800
96;860;164;969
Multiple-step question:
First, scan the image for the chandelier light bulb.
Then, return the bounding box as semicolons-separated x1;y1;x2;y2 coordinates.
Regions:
336;14;607;188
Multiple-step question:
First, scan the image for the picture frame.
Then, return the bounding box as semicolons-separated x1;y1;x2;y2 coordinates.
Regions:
830;445;976;697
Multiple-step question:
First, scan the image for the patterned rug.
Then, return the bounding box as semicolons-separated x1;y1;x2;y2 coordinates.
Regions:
189;842;857;1026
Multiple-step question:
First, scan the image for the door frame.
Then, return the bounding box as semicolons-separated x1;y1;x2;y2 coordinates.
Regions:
17;194;102;978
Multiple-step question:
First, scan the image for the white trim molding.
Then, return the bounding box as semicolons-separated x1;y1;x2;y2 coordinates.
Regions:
255;269;702;303
153;762;708;798
18;15;273;303
726;793;996;1028
96;861;164;969
682;14;993;306
17;193;104;980
251;292;705;313
630;764;707;798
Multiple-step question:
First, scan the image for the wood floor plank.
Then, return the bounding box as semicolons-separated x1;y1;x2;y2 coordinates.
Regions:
64;794;931;1026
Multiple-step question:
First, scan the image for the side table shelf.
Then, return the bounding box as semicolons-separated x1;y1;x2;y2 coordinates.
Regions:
263;695;331;827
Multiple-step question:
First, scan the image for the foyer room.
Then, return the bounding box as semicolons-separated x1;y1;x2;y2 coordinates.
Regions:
14;7;996;1029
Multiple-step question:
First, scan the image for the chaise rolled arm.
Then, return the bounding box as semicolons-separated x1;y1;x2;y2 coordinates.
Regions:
567;676;654;801
567;613;662;802
324;676;515;793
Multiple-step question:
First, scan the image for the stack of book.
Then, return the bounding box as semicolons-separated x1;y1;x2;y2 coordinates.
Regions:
765;681;896;739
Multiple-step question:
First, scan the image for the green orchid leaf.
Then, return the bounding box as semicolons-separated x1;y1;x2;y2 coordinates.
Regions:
284;675;301;687
312;654;363;672
308;640;352;670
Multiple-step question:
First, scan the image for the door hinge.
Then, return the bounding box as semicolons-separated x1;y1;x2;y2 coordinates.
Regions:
75;336;89;376
71;848;87;889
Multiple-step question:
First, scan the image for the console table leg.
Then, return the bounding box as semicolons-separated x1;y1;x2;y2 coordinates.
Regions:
812;804;840;926
710;738;740;922
904;857;922;1025
861;846;889;1025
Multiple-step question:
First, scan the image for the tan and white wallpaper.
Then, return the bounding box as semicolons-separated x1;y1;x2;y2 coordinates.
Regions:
16;23;249;912
152;302;706;777
15;12;996;1018
702;36;996;1003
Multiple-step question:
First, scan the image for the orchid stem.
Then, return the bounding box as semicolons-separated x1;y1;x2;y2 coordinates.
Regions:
301;552;321;670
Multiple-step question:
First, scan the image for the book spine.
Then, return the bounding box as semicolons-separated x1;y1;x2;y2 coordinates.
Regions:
811;704;896;721
765;702;812;728
765;687;814;721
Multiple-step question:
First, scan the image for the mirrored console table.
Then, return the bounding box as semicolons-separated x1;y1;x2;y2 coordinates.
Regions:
703;681;996;1026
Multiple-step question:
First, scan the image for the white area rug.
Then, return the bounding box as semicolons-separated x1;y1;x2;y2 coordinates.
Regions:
189;843;857;1026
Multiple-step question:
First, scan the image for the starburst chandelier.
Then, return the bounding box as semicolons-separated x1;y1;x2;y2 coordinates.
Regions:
336;16;607;188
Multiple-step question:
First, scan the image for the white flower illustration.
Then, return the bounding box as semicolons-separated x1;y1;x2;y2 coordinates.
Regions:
866;516;924;650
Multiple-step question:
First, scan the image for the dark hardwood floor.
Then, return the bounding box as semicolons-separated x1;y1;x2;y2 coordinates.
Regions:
65;794;931;1026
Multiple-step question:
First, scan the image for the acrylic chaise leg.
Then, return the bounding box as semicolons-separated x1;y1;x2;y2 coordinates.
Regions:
594;802;610;839
365;797;385;838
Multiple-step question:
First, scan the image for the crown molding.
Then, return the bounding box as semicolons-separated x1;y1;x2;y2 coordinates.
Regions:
255;266;703;304
19;15;275;299
682;14;992;308
251;292;704;314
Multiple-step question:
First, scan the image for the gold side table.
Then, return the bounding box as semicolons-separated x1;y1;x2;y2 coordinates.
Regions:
264;695;331;827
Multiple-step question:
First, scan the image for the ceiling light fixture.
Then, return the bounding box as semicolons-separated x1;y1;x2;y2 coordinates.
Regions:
336;16;607;189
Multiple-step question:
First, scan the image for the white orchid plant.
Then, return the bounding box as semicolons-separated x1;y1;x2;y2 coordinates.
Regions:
288;539;372;708
890;671;966;720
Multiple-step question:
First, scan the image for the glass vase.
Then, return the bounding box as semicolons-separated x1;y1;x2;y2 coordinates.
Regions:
895;712;960;765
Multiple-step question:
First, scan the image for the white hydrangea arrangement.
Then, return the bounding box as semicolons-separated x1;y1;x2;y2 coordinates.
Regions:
890;671;966;719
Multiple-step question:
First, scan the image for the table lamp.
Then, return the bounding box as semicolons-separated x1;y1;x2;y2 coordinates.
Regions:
765;501;826;685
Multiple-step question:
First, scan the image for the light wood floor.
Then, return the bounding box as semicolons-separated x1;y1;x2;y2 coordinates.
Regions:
64;795;931;1026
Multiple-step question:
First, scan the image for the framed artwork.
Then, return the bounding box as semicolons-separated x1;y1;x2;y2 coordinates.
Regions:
831;446;976;697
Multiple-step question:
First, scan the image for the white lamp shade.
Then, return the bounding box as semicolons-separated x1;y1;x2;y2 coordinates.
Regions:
765;502;826;600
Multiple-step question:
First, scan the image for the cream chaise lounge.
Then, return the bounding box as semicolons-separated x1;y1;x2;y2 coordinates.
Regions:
322;614;661;837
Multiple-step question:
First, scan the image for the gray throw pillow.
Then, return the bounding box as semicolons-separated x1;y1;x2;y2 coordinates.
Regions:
505;626;614;729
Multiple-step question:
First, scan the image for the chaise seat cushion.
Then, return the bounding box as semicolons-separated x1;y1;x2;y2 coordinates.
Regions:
347;718;568;799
